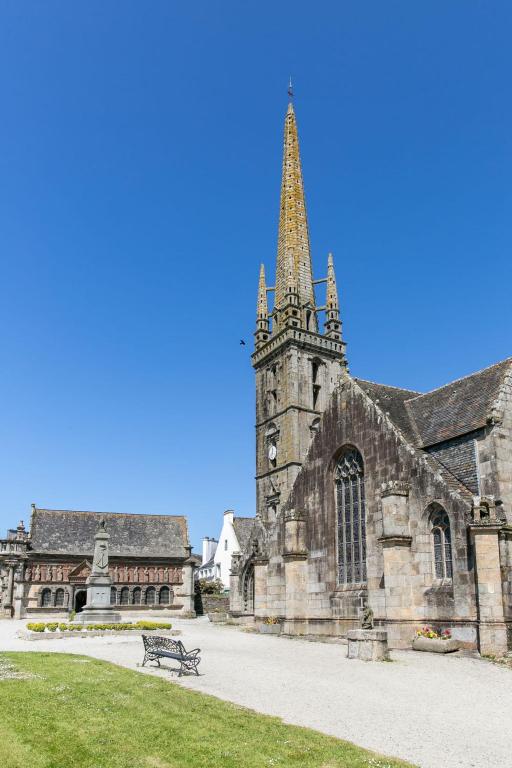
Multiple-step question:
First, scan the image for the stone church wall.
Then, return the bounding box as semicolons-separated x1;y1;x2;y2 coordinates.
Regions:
277;378;477;648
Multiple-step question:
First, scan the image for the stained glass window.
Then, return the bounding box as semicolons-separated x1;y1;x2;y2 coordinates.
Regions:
110;587;117;605
120;587;130;605
431;508;453;579
336;447;367;585
55;588;65;607
132;587;141;605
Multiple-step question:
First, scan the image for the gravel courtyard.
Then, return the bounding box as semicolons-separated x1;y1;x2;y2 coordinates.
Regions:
1;616;511;768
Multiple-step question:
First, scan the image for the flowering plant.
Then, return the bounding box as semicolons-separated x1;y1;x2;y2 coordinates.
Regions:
416;626;452;640
263;616;280;625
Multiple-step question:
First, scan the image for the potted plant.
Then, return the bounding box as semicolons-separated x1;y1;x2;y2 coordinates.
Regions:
259;616;281;635
412;626;459;653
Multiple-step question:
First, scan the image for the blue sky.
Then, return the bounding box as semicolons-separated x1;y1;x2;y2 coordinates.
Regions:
0;2;510;551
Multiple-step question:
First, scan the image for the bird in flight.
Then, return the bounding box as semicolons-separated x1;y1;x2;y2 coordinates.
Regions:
240;340;246;346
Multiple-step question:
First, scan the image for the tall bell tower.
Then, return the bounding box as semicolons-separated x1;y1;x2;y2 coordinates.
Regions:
253;97;347;523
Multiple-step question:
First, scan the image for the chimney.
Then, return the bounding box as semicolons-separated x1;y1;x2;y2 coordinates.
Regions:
201;537;218;565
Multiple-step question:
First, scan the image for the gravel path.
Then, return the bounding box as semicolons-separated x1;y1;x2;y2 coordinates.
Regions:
1;616;511;768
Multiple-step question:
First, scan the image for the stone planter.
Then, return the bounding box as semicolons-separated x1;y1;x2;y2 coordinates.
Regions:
208;611;228;623
412;636;459;654
258;623;281;635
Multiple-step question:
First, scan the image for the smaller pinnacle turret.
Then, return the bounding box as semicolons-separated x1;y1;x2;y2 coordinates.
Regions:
324;253;342;340
255;264;270;349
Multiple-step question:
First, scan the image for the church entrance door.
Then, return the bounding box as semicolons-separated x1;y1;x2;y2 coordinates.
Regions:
74;589;87;613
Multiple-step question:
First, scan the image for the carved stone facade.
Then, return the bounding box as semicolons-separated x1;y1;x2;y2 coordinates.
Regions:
0;507;196;618
229;99;512;656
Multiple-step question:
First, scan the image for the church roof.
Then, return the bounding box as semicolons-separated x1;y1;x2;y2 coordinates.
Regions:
233;517;254;552
356;357;512;449
29;508;189;559
405;358;512;447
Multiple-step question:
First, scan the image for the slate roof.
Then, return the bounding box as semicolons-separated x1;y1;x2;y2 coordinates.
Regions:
356;358;511;449
233;517;254;552
29;508;189;559
405;358;512;447
354;380;420;444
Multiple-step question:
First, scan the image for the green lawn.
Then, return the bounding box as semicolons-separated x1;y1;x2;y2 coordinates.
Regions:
0;653;415;768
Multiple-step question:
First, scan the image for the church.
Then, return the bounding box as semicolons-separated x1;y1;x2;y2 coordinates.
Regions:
229;100;512;656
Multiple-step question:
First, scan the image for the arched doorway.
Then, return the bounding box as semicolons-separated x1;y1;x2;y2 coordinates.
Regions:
74;589;87;613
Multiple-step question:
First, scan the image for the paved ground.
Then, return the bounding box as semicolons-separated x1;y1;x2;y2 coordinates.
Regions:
1;615;511;768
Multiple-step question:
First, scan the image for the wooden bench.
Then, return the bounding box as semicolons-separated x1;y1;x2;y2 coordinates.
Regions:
141;634;201;677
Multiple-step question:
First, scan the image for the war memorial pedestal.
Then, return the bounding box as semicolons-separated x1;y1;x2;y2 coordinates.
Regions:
74;520;122;624
347;629;389;661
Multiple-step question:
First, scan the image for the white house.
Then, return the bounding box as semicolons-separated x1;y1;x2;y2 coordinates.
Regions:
199;510;254;589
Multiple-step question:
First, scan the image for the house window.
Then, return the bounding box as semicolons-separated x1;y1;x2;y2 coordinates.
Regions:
41;588;52;607
335;447;367;584
224;539;228;551
55;588;65;607
146;586;156;605
430;507;453;579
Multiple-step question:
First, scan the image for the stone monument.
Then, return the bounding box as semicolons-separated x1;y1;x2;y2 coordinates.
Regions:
74;519;122;624
347;601;389;661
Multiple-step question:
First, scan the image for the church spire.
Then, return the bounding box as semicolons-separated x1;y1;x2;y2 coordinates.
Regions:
255;263;270;349
274;101;316;330
324;252;342;340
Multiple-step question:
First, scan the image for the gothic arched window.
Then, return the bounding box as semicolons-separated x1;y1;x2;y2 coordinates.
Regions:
55;588;65;607
41;588;52;607
335;447;367;585
430;507;453;580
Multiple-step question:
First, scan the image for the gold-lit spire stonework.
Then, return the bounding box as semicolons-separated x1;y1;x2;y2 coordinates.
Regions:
255;263;270;349
274;102;316;328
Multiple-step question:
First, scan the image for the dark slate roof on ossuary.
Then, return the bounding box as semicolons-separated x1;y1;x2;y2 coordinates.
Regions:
233;517;254;552
30;508;189;558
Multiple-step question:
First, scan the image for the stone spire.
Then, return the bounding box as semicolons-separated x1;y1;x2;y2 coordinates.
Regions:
255;263;270;349
324;252;342;340
274;102;316;330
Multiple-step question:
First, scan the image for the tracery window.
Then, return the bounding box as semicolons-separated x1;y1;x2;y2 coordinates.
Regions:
120;587;130;605
335;447;367;584
55;588;65;607
430;507;453;579
41;588;52;607
146;586;156;605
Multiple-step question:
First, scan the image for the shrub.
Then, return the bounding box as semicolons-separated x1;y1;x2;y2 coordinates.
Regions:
135;621;172;630
69;610;76;621
46;623;59;632
197;578;224;595
58;624;68;631
27;623;46;633
263;616;280;625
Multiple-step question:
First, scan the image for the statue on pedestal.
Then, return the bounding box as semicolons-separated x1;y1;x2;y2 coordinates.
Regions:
361;601;374;630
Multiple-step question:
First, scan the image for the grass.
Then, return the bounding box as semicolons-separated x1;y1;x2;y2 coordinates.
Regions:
0;653;416;768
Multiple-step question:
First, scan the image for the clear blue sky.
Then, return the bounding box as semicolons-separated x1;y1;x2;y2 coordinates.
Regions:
1;2;510;551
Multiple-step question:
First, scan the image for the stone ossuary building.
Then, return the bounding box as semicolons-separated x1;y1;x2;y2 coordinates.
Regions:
0;506;196;618
229;99;512;656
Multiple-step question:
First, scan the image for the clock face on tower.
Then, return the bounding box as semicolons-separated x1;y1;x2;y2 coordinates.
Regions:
268;443;277;462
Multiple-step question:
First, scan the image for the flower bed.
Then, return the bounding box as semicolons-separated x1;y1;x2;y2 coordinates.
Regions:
26;620;172;633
